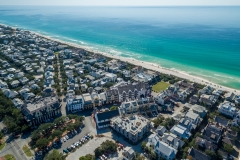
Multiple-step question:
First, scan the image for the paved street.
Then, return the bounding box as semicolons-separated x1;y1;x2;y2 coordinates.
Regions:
0;138;28;160
56;54;67;116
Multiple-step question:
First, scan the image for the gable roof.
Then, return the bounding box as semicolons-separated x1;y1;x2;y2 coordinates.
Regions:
155;140;176;157
188;147;211;160
214;116;229;127
195;137;218;151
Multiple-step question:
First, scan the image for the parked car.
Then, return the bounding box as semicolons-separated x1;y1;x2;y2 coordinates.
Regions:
102;154;107;159
74;130;77;134
65;135;69;140
67;147;72;151
63;149;69;153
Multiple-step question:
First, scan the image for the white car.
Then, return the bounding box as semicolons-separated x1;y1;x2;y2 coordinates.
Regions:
65;135;69;140
102;154;107;159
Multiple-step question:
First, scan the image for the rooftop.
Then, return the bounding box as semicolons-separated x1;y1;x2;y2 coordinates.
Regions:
111;115;150;135
25;96;59;113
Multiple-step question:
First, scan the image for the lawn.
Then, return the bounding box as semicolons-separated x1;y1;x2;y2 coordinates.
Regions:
152;82;170;92
22;145;33;157
4;154;15;160
0;140;5;150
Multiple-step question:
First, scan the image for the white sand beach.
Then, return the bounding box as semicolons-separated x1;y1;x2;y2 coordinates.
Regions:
31;31;240;95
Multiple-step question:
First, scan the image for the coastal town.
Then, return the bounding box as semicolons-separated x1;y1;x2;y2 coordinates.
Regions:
0;24;240;160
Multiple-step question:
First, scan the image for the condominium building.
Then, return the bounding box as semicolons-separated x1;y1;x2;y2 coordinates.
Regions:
22;96;61;126
118;97;156;116
110;115;150;143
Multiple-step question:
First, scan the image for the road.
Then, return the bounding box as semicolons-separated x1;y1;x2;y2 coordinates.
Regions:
56;54;67;116
0;138;28;160
58;116;96;152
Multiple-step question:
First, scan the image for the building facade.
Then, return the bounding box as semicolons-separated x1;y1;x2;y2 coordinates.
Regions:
67;95;84;113
21;96;61;126
218;101;237;118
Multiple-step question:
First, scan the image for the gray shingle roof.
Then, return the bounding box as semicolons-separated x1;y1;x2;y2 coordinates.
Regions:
188;147;211;160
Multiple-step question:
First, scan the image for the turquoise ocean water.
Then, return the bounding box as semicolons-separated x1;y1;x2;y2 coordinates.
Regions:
0;6;240;89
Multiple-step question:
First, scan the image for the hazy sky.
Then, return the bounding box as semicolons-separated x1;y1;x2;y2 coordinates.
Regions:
1;0;240;6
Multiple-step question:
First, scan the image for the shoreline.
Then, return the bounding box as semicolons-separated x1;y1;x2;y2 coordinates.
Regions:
39;33;240;94
2;23;240;94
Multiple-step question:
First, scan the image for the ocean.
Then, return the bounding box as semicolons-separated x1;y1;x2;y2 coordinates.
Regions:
0;6;240;89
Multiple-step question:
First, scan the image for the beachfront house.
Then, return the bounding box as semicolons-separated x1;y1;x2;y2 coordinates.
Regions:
224;92;235;102
218;101;238;118
199;94;217;107
198;85;214;95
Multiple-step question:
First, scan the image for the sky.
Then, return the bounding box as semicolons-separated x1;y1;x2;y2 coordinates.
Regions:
0;0;240;6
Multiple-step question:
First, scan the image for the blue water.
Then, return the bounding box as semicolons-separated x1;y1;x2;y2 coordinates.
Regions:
0;6;240;89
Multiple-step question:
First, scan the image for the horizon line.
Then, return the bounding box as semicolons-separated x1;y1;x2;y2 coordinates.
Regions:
1;5;240;7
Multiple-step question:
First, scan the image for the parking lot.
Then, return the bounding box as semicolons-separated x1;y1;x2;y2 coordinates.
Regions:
58;116;96;152
66;137;111;160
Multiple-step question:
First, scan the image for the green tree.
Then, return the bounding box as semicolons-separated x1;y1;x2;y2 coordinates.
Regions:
36;138;48;149
141;142;147;150
223;143;234;154
44;149;65;160
135;152;145;160
79;154;95;160
110;106;118;111
205;150;217;160
94;140;117;157
52;130;62;139
163;117;175;130
0;131;3;140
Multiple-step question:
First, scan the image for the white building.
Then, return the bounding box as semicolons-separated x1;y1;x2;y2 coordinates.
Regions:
155;91;168;105
111;115;150;143
148;134;177;160
67;95;84;113
0;80;8;89
218;101;237;118
232;111;240;127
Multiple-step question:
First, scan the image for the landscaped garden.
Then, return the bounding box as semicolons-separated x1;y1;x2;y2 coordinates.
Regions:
22;145;33;157
30;115;84;149
4;154;16;160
